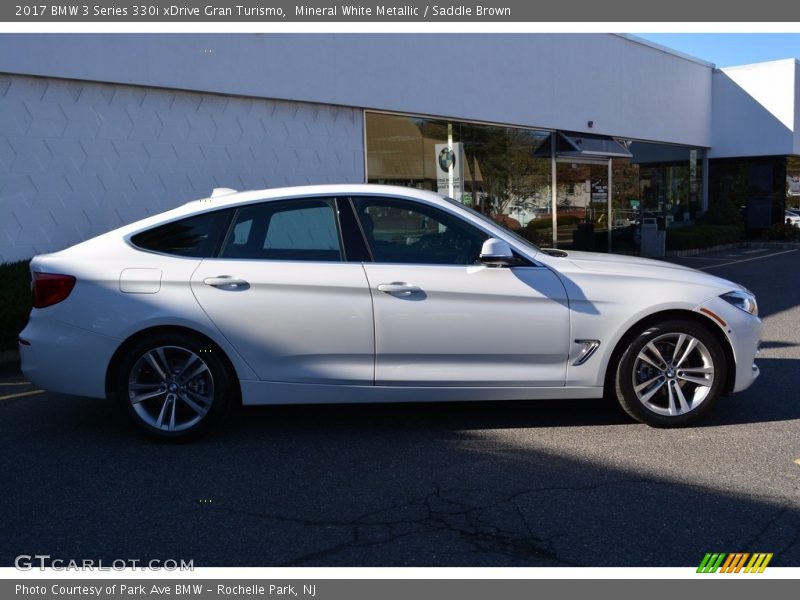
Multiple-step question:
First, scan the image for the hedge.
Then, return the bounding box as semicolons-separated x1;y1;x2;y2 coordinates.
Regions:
665;225;744;251
763;223;800;241
0;261;32;351
524;215;581;230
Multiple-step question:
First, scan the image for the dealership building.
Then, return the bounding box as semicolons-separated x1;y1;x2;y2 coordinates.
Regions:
1;33;799;262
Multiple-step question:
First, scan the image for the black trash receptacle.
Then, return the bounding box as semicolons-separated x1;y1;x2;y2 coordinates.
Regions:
572;222;595;251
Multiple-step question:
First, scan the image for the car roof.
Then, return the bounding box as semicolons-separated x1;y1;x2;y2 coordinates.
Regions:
90;184;454;242
186;184;446;210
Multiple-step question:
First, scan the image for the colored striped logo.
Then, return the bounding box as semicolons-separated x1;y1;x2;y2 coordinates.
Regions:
697;553;773;573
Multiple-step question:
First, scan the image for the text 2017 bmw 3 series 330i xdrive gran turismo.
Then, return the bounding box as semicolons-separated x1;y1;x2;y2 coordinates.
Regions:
19;185;762;439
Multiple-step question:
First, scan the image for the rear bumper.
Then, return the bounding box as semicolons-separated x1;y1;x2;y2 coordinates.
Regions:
20;315;119;398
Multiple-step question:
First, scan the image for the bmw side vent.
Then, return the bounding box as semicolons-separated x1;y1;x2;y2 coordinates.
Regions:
572;340;601;366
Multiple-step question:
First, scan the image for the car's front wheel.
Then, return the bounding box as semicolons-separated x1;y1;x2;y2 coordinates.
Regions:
615;320;727;427
115;332;233;440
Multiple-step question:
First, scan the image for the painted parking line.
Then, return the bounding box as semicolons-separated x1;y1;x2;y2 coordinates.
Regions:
679;249;770;262
0;389;45;401
0;381;32;387
679;256;735;262
697;249;798;270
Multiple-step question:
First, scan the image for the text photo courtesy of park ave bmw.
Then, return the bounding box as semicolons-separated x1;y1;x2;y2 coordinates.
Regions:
15;584;317;597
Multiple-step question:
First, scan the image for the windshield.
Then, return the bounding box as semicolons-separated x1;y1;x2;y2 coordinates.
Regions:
440;195;541;254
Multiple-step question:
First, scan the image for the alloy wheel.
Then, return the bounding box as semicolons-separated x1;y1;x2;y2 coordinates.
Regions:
127;345;215;432
631;332;715;417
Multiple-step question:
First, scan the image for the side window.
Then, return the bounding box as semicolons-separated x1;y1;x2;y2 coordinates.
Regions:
131;209;233;257
220;198;343;261
352;197;488;265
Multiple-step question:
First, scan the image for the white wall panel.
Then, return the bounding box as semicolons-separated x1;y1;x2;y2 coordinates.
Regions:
0;33;713;147
0;75;364;262
710;59;798;158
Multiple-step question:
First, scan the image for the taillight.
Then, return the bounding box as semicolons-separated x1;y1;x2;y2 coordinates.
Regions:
32;272;76;308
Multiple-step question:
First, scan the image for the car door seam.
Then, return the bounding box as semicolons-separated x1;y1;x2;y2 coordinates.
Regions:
361;262;378;386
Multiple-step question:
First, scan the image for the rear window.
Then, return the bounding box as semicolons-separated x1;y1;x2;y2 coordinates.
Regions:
131;210;233;257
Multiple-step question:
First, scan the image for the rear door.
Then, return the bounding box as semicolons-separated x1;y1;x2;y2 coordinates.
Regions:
190;197;374;384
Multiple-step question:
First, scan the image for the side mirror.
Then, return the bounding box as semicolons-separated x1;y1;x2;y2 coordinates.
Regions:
479;238;516;267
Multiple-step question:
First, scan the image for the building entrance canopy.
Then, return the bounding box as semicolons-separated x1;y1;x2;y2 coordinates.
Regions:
553;132;633;160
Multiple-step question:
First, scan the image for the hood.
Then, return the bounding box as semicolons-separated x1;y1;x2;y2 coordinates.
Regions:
540;250;744;293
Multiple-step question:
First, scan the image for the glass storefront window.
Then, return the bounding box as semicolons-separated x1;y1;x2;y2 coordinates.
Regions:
366;112;553;248
709;157;786;230
366;111;705;254
629;142;704;227
787;156;800;211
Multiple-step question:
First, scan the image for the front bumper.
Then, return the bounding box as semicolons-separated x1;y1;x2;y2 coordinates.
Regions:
698;296;762;394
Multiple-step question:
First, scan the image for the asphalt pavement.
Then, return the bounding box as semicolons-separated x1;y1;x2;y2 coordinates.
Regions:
1;247;798;567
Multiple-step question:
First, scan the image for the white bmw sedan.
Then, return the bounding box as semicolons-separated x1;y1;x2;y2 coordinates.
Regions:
20;185;761;439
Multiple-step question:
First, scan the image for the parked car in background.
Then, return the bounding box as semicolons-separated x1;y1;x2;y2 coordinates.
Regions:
785;209;800;227
20;185;761;439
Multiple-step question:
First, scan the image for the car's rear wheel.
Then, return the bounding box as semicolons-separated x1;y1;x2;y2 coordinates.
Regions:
115;332;232;440
615;320;727;427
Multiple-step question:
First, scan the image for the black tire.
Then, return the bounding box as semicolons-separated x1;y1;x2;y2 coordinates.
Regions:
614;319;727;428
114;332;233;440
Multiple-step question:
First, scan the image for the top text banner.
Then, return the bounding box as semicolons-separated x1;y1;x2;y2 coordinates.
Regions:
3;0;799;22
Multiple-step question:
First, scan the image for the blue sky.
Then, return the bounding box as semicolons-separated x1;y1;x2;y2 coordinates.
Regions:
634;34;800;67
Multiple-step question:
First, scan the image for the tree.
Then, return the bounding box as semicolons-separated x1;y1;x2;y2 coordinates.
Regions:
460;125;552;217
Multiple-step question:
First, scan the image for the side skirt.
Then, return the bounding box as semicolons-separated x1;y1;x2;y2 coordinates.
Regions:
239;380;605;406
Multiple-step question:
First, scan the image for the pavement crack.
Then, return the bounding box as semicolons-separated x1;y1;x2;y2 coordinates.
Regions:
742;505;789;550
184;479;658;566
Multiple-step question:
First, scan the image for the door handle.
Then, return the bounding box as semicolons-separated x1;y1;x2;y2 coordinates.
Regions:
377;282;422;295
203;276;249;289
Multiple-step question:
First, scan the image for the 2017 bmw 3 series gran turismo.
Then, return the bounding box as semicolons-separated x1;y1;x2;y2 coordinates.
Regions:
19;185;761;439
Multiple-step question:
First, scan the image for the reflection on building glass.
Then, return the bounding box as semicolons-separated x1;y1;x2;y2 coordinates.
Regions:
709;157;786;230
366;112;705;253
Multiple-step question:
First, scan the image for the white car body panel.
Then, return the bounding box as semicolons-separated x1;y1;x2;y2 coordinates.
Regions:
698;295;761;393
20;316;119;399
190;260;374;384
21;246;259;397
362;263;570;386
534;250;761;390
18;184;762;411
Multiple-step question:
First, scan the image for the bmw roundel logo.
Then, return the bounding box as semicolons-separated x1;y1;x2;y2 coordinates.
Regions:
438;147;456;171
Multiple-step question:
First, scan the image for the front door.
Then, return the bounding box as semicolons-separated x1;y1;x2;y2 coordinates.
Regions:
352;196;571;386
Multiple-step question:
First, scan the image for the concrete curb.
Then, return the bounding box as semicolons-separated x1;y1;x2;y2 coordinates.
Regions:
744;241;800;250
666;241;800;258
666;243;741;257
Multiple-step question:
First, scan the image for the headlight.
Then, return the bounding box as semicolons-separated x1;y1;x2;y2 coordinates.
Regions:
720;290;758;316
